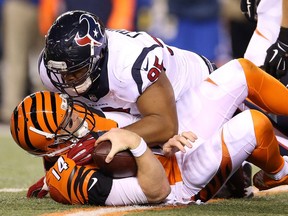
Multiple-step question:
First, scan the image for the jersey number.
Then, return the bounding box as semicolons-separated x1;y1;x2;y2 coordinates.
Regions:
148;56;163;82
52;156;69;181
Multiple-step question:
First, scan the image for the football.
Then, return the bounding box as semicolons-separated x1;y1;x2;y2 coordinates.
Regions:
92;140;137;178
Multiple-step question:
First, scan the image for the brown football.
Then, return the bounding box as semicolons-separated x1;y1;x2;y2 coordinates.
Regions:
92;140;137;178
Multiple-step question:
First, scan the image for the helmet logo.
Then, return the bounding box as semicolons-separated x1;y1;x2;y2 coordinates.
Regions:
74;14;104;47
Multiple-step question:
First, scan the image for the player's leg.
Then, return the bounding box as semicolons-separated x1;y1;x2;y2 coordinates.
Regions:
178;58;288;139
182;109;287;202
181;110;257;202
177;59;249;138
238;58;288;115
246;111;288;190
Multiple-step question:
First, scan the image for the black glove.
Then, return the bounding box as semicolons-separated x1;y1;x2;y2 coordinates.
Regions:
263;27;288;79
240;0;260;22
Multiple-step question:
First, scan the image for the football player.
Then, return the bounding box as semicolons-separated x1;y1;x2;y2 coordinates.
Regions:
241;0;288;145
239;0;288;197
38;10;217;146
242;0;288;78
10;91;169;205
11;58;288;205
10;90;140;199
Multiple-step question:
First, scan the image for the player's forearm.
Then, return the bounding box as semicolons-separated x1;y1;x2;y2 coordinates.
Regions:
282;0;288;27
130;71;178;146
123;114;178;146
134;141;170;203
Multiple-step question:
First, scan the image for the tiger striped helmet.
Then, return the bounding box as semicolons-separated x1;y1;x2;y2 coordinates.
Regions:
10;91;95;157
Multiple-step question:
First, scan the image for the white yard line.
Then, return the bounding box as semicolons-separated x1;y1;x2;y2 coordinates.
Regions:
0;188;27;192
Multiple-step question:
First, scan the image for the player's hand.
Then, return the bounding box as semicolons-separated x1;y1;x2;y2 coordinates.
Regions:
27;176;49;198
95;128;142;163
263;28;288;79
162;131;197;157
67;134;96;165
240;0;260;22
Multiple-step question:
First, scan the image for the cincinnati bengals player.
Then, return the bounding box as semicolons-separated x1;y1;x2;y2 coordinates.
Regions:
243;0;288;77
10;90;140;199
241;0;288;197
11;58;288;205
11;91;170;205
38;10;217;146
243;0;283;69
242;0;288;146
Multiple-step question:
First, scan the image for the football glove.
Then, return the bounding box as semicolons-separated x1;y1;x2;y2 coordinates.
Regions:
263;27;288;79
67;134;96;166
27;176;49;198
240;0;260;22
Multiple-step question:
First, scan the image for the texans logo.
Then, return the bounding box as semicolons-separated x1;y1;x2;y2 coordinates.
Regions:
74;14;104;47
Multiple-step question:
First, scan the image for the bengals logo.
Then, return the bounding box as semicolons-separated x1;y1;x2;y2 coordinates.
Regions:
74;14;105;47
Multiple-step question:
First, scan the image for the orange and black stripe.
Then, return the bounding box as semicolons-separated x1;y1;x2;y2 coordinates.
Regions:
191;130;233;202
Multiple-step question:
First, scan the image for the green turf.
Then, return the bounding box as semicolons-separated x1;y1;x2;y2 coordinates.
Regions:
0;136;43;188
1;134;288;216
128;193;288;216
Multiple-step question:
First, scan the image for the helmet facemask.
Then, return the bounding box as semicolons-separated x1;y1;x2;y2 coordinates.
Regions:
46;51;102;96
42;98;96;157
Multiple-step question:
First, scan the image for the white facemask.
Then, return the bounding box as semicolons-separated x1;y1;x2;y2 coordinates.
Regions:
73;120;90;138
75;77;92;94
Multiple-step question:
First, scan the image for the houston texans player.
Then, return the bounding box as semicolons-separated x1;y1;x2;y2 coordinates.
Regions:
38;10;217;146
11;57;288;205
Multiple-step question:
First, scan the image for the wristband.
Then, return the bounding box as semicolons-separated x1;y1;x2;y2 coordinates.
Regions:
279;27;288;44
130;138;147;157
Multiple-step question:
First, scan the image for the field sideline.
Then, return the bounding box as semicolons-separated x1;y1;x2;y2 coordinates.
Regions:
1;124;288;216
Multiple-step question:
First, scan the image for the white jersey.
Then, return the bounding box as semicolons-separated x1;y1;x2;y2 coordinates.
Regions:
102;60;260;205
39;29;211;131
244;0;282;66
105;60;265;205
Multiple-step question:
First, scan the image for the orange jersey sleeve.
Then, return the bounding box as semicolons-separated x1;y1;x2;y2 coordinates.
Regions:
75;105;118;131
46;155;113;205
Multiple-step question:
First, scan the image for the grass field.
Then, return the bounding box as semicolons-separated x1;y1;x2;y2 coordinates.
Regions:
1;127;288;216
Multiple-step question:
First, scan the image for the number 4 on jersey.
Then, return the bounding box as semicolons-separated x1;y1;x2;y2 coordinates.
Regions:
52;156;69;181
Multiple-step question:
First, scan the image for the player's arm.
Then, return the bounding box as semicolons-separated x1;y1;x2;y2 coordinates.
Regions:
124;71;178;147
46;128;170;205
27;156;58;198
240;0;260;22
263;0;288;78
96;128;171;203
